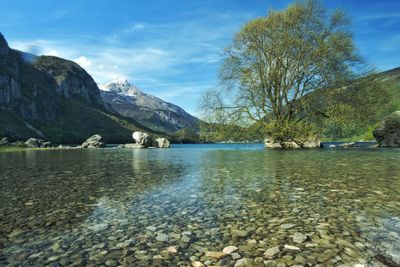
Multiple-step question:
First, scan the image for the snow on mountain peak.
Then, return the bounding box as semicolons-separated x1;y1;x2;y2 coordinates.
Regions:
98;79;142;97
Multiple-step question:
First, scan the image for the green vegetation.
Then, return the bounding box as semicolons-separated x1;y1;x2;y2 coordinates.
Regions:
1;41;162;144
200;0;399;143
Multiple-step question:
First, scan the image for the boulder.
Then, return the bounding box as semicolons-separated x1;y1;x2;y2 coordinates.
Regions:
25;138;44;148
281;141;300;149
373;111;400;147
40;141;52;148
0;137;8;146
339;142;356;148
301;139;321;148
153;138;171;148
264;137;321;149
81;134;104;148
132;132;152;147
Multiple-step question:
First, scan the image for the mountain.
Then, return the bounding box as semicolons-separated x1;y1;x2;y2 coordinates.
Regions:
99;80;200;133
0;33;155;144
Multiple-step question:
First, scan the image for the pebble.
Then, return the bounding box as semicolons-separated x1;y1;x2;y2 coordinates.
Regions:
105;259;117;266
181;235;191;243
167;246;177;254
293;232;307;243
231;253;241;260
223;245;239;254
191;261;205;267
235;258;250;267
156;233;169;242
205;251;227;260
88;223;109;233
264;246;280;258
233;229;251;237
284;245;301;251
280;223;295;229
145;226;157;232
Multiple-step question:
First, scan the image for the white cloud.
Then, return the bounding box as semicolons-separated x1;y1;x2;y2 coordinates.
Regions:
6;11;254;115
74;56;92;68
126;23;145;32
45;49;60;56
356;12;400;21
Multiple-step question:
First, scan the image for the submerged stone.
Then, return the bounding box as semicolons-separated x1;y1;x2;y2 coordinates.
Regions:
264;246;280;258
293;232;307;244
223;245;239;254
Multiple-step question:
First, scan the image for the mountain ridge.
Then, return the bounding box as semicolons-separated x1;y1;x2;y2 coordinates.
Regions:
0;32;157;144
99;80;200;133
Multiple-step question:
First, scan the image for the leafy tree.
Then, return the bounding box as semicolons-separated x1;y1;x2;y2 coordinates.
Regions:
200;0;360;142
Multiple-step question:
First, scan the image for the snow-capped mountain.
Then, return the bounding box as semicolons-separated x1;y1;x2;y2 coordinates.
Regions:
99;80;199;133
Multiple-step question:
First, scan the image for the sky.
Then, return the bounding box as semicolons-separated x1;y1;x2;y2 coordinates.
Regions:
1;0;400;116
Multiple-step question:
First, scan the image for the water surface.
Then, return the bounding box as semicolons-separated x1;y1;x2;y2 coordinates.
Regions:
1;144;399;266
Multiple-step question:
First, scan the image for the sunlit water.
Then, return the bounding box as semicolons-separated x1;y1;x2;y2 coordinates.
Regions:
1;144;399;266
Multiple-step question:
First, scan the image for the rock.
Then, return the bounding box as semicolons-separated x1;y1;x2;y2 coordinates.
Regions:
373;111;400;147
155;233;169;242
280;223;295;229
0;137;8;145
264;260;277;267
232;229;251;238
105;259;117;267
329;144;336;148
25;138;44;148
40;141;52;148
265;137;320;149
281;141;301;149
117;144;125;148
264;246;280;258
81;134;104;148
167;246;177;254
205;251;227;260
301;138;321;148
132;131;152;147
339;142;356;148
234;258;250;267
231;253;241;260
88;223;109;232
265;141;283;149
181;235;191;243
284;245;301;251
153;137;171;148
293;232;307;244
0;32;9;56
145;226;157;232
191;261;205;267
223;245;239;254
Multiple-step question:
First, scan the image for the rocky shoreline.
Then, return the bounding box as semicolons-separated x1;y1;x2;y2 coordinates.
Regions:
0;131;171;150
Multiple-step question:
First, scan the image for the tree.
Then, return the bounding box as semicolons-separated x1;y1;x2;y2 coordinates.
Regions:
200;0;360;142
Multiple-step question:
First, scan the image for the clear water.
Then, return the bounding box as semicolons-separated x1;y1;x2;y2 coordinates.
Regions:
1;144;400;266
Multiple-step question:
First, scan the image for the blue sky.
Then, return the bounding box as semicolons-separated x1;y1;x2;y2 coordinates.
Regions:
1;0;399;115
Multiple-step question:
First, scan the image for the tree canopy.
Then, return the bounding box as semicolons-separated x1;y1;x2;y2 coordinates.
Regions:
200;0;361;142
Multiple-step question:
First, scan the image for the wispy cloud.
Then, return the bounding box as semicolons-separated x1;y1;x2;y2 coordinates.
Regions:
7;10;254;115
356;12;400;21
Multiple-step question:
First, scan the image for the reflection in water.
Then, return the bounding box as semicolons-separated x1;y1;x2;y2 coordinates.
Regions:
0;145;400;266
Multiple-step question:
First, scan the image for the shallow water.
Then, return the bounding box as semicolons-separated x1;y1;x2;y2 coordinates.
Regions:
0;144;400;266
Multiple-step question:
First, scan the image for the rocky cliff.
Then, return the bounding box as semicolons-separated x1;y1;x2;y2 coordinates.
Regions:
0;33;153;143
100;80;200;133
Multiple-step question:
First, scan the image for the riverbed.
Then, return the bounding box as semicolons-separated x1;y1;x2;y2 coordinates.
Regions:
0;144;399;266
